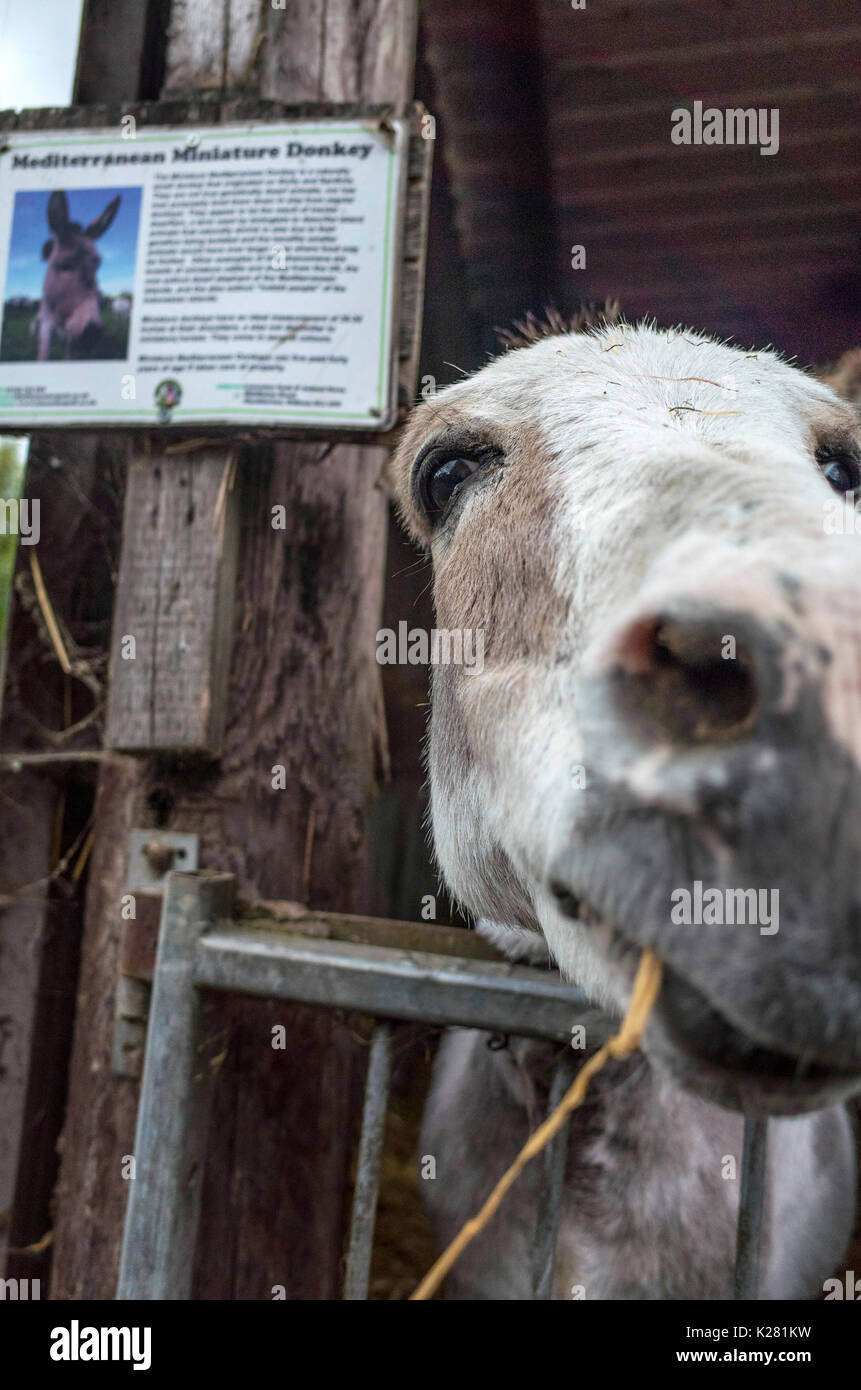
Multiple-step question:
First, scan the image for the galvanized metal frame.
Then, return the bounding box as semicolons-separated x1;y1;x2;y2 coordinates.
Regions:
117;870;767;1301
733;1116;769;1300
343;1022;394;1300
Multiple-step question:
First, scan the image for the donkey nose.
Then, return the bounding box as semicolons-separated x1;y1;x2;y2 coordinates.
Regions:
598;607;766;745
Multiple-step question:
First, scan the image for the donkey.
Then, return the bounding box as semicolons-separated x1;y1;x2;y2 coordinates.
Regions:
388;317;861;1299
34;190;121;361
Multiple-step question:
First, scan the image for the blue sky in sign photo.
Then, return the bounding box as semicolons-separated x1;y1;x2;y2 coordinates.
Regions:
3;187;143;300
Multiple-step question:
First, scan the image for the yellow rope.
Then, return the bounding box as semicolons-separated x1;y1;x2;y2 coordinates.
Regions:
410;948;663;1300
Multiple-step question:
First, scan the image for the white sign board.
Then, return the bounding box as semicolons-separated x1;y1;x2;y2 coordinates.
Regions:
0;118;407;430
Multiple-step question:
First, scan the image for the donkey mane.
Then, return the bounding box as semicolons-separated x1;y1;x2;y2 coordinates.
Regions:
495;298;623;352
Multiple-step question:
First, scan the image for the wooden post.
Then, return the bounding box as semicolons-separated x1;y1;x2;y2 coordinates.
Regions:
104;451;239;754
0;775;55;1273
1;0;162;1285
51;0;419;1299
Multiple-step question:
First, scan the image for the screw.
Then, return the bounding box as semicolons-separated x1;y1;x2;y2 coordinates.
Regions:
144;841;175;875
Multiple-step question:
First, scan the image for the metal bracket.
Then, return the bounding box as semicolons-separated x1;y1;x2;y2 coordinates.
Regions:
112;831;200;1077
128;830;199;890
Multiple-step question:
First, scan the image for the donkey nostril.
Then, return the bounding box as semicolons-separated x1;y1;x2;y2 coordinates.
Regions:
611;614;758;744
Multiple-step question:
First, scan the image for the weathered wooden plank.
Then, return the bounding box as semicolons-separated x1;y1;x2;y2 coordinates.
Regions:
74;0;152;106
30;8;172;1304
162;0;268;94
263;0;418;108
164;0;228;92
226;0;265;87
0;773;55;1273
320;0;419;111
263;0;328;101
398;108;434;407
6;886;83;1292
0;97;403;131
0;428;127;1290
104;452;238;754
186;439;392;1300
52;757;151;1299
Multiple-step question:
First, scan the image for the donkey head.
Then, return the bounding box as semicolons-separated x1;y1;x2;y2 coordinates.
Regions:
390;320;861;1116
37;192;120;360
43;190;120;289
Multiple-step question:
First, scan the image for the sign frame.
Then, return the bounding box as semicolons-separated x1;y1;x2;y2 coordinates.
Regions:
0;98;433;445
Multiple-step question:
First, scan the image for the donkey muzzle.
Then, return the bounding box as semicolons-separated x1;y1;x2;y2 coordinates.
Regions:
550;553;861;1113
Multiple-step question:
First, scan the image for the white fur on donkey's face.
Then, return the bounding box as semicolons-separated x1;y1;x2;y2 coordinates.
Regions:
390;322;861;1011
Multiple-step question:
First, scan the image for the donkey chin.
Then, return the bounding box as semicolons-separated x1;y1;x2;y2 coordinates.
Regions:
542;541;861;1119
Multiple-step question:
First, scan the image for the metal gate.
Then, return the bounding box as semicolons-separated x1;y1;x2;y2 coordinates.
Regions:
116;870;767;1301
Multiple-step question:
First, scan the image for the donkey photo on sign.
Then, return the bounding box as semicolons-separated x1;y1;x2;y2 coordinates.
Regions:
0;185;141;363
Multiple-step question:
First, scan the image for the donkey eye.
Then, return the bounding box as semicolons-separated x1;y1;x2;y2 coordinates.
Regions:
821;454;860;495
419;454;482;521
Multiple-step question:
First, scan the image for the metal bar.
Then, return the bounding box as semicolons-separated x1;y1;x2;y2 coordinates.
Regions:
240;911;503;962
193;927;588;1042
532;1050;574;1300
343;1022;394;1300
117;871;235;1300
116;872;771;1304
733;1116;768;1300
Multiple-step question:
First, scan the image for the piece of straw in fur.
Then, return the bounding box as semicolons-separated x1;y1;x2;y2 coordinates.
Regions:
410;948;663;1300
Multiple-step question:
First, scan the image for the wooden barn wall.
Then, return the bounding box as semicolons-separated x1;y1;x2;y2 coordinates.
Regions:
421;0;860;362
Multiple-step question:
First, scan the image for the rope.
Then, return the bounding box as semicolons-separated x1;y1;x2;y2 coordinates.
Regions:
410;948;663;1300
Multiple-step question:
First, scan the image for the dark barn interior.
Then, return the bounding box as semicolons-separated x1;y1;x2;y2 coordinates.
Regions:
419;0;860;369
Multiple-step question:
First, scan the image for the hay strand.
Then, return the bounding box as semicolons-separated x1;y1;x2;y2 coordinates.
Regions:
410;948;663;1301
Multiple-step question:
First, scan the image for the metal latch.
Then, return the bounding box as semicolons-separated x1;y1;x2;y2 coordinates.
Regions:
112;831;200;1077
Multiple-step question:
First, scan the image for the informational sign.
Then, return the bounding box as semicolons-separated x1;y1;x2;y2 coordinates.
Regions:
0;118;407;430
